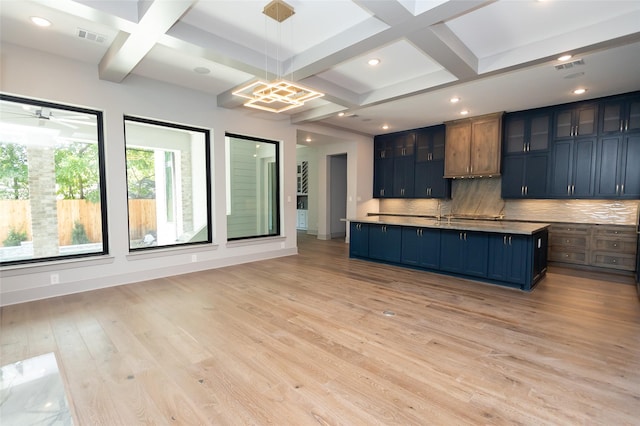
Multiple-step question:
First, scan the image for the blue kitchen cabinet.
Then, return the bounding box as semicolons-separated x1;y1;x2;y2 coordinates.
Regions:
599;95;640;135
595;133;640;199
440;230;488;278
368;224;402;263
549;138;596;198
349;222;369;258
392;131;416;198
373;134;394;198
554;103;598;140
488;234;529;286
504;110;552;154
414;125;450;199
401;227;440;269
502;153;549;198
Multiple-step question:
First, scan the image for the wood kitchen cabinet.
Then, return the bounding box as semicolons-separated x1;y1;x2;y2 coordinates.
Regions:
444;112;503;178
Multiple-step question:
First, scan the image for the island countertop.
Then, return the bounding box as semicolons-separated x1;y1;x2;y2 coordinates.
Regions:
347;215;550;235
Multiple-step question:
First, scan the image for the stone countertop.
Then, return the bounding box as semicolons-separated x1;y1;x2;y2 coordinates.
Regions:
347;215;550;235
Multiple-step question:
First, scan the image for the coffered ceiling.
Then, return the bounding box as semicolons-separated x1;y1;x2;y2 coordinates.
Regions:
1;0;639;138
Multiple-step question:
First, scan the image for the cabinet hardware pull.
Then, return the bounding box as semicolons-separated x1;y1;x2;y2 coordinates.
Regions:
625;120;629;131
525;186;528;195
620;120;624;132
567;185;571;195
621;184;624;194
464;232;467;241
521;186;524;196
509;236;512;245
616;184;619;194
504;235;507;245
572;184;575;195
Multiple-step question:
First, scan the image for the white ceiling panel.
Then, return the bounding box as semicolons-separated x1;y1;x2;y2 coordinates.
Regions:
317;39;446;94
447;0;640;59
182;0;374;59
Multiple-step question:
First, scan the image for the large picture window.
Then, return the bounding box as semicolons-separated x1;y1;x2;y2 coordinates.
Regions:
124;116;211;250
0;94;108;265
225;133;280;240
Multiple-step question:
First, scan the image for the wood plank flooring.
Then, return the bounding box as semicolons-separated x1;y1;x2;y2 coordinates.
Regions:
2;233;639;425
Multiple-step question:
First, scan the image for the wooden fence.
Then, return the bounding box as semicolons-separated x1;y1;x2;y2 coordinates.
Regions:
0;199;156;246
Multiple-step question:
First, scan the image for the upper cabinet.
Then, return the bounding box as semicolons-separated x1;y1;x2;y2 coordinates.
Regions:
599;95;640;135
444;112;503;178
414;125;450;198
373;134;395;198
554;103;598;140
505;110;552;154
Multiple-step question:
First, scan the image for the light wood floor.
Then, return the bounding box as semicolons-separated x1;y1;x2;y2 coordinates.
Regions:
2;234;639;425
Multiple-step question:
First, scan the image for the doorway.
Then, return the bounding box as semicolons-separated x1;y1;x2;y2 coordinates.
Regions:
328;153;347;239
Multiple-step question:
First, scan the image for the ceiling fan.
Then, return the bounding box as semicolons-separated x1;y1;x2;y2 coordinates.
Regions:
3;107;90;129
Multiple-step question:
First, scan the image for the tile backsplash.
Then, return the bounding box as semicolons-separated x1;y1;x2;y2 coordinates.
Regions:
378;177;639;225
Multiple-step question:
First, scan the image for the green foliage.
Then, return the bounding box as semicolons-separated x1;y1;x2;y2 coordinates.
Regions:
0;143;29;200
126;148;156;199
71;221;90;245
55;142;101;202
3;228;27;247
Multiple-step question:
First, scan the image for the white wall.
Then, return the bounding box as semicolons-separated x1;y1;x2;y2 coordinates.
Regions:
0;43;372;306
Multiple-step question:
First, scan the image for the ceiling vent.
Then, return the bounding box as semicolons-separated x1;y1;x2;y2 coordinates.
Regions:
77;28;106;43
555;59;585;71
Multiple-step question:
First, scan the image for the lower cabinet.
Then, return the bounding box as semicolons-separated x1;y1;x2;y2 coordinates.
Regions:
488;234;528;286
401;227;440;269
368;224;402;263
349;222;369;258
349;222;548;291
440;230;489;278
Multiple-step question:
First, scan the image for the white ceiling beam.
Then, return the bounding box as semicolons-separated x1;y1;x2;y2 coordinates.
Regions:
408;23;478;80
98;0;196;83
353;0;414;26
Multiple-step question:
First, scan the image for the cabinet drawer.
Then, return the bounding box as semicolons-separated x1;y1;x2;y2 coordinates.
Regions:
549;225;590;235
550;235;588;247
592;226;636;238
549;250;588;264
592;238;637;253
591;253;636;271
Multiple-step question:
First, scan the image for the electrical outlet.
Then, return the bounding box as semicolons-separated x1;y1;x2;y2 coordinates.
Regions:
191;254;197;263
50;273;59;284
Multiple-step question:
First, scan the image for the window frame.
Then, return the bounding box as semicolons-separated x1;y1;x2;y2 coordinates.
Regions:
0;93;109;266
225;132;281;242
123;115;213;252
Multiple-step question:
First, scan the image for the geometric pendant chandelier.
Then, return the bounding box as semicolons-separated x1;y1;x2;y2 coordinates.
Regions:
232;0;324;113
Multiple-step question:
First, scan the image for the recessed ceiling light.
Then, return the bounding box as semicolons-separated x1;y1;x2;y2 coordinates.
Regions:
30;16;51;27
193;67;210;74
460;110;469;115
338;112;345;117
558;54;572;62
450;97;460;103
305;137;312;142
382;124;389;130
573;88;587;95
368;58;380;66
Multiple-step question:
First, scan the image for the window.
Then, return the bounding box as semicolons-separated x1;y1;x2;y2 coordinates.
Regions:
225;133;280;240
0;94;108;265
124;116;211;250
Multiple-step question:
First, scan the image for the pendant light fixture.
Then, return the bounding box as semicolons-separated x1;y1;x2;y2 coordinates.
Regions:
232;0;324;113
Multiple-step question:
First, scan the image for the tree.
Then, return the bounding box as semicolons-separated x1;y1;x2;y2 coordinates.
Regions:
54;142;100;202
0;143;29;199
126;148;156;199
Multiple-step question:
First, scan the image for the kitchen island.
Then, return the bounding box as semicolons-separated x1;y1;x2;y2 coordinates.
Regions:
348;215;550;291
